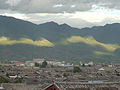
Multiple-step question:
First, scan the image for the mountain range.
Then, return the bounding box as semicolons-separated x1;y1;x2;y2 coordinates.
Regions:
0;15;120;63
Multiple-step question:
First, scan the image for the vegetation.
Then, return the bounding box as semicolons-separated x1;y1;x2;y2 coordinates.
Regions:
73;67;82;73
14;77;23;83
40;61;48;68
0;76;9;83
0;16;120;62
0;37;54;47
0;43;120;63
35;62;40;67
2;35;120;52
94;51;114;56
63;36;120;52
6;73;9;77
63;73;70;77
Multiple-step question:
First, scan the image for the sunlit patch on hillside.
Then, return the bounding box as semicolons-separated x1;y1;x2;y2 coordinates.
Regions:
62;36;120;52
0;37;54;47
94;51;115;56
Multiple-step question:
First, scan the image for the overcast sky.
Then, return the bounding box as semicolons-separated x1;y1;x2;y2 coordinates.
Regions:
0;0;120;28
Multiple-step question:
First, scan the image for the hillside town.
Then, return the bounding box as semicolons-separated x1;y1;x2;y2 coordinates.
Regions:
0;59;120;89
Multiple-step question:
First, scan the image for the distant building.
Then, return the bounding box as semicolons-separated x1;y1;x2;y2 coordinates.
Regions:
33;58;45;64
98;68;105;71
80;61;94;66
88;62;94;66
44;84;59;90
9;74;19;79
108;64;113;67
25;61;35;67
33;58;65;66
42;82;120;90
12;60;25;66
0;87;5;90
63;64;73;67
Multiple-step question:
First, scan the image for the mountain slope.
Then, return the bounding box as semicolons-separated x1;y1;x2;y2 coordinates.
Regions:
0;15;120;62
78;23;120;44
1;15;120;43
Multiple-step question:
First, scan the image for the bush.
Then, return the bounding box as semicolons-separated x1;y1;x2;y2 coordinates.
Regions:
73;67;82;73
0;76;9;83
63;73;70;77
14;77;23;83
40;61;48;68
35;62;40;67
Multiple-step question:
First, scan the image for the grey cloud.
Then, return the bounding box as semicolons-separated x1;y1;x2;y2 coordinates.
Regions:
0;0;120;13
25;12;120;28
6;0;22;6
0;0;10;9
25;13;96;28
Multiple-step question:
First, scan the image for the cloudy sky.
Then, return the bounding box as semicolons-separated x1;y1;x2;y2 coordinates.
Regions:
0;0;120;28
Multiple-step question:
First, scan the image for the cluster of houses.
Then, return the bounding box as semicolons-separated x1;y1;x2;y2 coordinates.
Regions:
12;59;96;68
12;58;73;67
0;59;119;89
0;81;120;90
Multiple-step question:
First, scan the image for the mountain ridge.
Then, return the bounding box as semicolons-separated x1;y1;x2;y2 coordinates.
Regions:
0;15;120;62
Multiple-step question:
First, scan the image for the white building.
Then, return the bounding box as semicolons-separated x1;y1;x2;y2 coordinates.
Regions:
26;59;65;67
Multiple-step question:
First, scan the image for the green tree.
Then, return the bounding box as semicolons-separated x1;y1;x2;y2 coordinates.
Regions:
14;77;23;83
41;61;48;68
73;66;82;73
6;73;9;77
0;76;9;83
63;73;69;77
35;62;40;67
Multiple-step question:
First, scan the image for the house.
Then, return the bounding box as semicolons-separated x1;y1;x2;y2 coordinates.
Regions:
9;74;18;79
25;61;35;67
0;84;5;90
33;58;65;66
98;68;105;71
44;84;59;90
0;87;5;90
42;82;120;90
0;87;6;90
